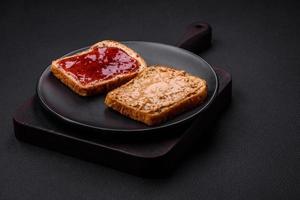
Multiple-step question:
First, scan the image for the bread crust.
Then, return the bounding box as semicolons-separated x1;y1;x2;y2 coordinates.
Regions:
105;66;208;126
51;40;147;96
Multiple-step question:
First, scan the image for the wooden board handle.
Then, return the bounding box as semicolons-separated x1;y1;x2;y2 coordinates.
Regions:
177;21;212;54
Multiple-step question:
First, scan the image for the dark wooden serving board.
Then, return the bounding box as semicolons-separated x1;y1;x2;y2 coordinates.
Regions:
13;22;232;177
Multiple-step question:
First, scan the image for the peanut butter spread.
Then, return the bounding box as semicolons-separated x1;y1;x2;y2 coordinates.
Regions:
111;66;206;113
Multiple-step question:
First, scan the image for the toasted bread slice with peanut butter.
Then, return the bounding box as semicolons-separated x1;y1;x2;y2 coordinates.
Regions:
105;65;207;125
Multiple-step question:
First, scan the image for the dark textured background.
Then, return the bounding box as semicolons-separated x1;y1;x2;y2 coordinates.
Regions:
1;0;299;199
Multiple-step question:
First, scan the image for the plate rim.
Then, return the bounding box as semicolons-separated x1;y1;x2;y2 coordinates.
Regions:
37;41;219;132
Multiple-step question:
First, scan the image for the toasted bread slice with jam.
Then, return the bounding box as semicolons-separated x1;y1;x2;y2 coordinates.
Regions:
51;40;147;96
105;65;208;126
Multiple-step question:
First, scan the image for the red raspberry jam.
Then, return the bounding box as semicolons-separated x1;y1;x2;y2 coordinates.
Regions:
58;47;140;85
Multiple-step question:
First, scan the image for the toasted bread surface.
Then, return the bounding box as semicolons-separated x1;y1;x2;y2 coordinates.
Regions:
51;40;147;96
105;65;208;125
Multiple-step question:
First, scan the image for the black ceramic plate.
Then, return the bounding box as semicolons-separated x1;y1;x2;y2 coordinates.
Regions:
37;41;218;132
